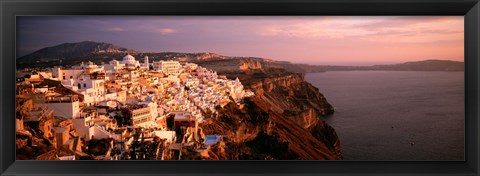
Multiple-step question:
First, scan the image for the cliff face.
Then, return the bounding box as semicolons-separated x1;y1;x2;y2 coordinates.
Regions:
239;58;263;71
194;52;226;61
198;97;340;160
195;61;342;160
249;73;334;129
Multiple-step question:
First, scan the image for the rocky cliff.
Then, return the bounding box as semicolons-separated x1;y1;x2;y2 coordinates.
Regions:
193;52;226;61
239;58;263;71
248;73;334;128
192;61;342;160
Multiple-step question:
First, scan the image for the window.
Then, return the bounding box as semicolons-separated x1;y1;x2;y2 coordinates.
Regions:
84;83;86;88
70;76;73;79
63;76;66;79
77;84;81;89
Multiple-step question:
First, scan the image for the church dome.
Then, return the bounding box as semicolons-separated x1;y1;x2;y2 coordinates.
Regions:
123;54;135;61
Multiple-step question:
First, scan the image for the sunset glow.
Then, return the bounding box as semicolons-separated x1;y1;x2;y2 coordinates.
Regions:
17;16;464;65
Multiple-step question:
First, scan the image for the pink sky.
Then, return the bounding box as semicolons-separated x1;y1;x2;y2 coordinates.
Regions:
18;16;464;65
251;16;464;65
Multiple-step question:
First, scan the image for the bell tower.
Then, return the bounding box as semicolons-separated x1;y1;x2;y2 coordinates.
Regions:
144;56;149;70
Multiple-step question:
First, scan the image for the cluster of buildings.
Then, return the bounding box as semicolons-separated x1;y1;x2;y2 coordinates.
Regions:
15;54;253;160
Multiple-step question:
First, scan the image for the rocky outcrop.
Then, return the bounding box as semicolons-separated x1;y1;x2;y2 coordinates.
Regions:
194;52;225;61
248;73;334;129
239;58;262;71
198;94;340;160
309;120;342;159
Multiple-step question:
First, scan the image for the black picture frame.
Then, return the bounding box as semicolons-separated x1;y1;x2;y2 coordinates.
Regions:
1;0;479;176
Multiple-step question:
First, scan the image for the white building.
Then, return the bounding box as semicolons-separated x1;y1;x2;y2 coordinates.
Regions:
121;54;140;68
153;130;176;143
104;60;125;71
127;106;157;128
153;60;181;75
54;63;108;106
53;67;84;81
228;77;245;101
38;95;81;119
143;56;150;70
138;101;159;119
72;61;104;73
72;109;115;141
63;73;106;106
128;70;139;81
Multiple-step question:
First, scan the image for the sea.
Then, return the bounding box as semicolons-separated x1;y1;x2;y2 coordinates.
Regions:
305;71;464;160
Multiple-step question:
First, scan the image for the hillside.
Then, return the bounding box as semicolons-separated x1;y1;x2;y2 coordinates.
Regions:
17;41;138;66
369;60;464;71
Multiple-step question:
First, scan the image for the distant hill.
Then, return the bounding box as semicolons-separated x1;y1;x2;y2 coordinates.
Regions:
299;60;464;72
369;60;464;71
16;41;464;72
17;41;139;65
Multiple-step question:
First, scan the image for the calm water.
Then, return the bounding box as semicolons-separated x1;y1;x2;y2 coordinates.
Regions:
305;71;464;160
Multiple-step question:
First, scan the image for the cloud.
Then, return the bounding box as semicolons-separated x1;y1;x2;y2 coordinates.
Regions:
103;27;127;32
157;28;177;35
257;16;463;44
358;17;463;44
258;24;363;39
257;18;381;39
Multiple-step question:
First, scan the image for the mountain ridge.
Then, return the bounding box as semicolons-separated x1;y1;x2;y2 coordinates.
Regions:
17;41;139;64
17;41;464;72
